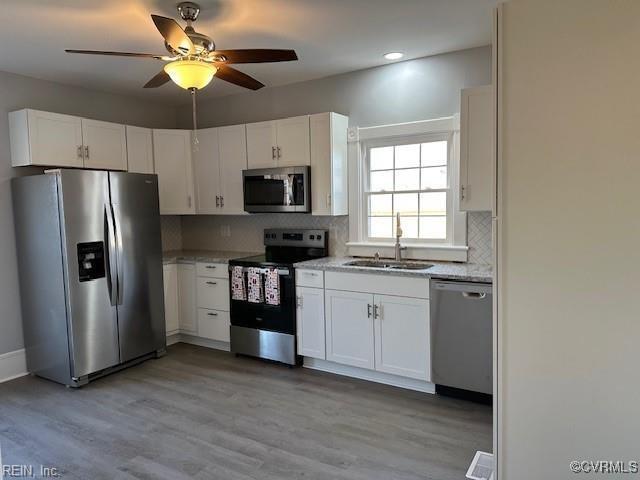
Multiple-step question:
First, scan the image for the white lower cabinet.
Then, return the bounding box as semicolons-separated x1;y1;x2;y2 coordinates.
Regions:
163;263;179;335
374;295;430;381
296;286;326;359
196;277;230;311
177;263;197;334
325;289;375;370
197;309;230;342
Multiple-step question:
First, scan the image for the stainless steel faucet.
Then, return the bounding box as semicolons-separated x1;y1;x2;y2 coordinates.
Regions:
395;213;407;261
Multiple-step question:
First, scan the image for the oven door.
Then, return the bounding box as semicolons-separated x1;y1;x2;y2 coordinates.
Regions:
243;166;310;213
229;266;296;334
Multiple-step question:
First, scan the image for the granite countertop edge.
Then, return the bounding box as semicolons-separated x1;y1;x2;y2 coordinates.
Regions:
162;250;261;265
293;257;493;283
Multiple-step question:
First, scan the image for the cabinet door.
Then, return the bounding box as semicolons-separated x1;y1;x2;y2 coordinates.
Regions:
81;119;127;171
163;263;179;335
197;309;230;342
126;126;154;174
178;263;197;334
325;289;374;369
276;115;310;166
246;121;277;169
193;127;221;214
218;124;248;214
374;294;430;381
26;110;84;167
296;287;326;359
153;129;195;214
196;277;230;311
460;86;493;211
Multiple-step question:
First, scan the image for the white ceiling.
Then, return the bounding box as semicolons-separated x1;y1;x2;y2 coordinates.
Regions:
0;0;496;105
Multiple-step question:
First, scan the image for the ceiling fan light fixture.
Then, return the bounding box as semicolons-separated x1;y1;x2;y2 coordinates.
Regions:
163;59;217;90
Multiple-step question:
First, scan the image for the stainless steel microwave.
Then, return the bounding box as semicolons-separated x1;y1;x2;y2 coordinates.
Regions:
243;166;311;213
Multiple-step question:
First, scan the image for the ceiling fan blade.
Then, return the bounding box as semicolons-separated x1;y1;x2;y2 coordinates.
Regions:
215;66;264;90
212;49;298;64
143;70;171;88
65;49;168;59
151;14;194;55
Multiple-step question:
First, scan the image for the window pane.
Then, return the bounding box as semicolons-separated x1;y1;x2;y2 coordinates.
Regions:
419;216;447;239
369;194;392;216
394;216;418;238
369;217;393;238
395;144;420;169
421;166;447;189
370;146;393;170
370;170;393;192
394;168;420;191
393;193;419;216
421;141;447;166
420;192;446;215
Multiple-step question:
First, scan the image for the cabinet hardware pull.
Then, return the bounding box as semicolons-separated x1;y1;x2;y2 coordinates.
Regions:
220;196;224;208
77;146;83;160
277;146;281;158
205;265;216;269
297;296;303;307
207;312;218;316
84;145;90;159
461;185;466;201
374;304;381;319
272;146;276;159
367;304;372;318
206;281;217;285
188;195;192;208
216;195;220;207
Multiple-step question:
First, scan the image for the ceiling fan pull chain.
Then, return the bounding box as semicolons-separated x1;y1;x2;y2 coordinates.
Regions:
190;87;199;151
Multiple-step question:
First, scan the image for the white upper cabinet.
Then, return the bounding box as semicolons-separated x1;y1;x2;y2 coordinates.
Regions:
126;126;154;174
81;119;127;171
246;115;311;169
9;109;126;170
153;129;195;214
275;115;311;167
460;85;493;212
374;294;430;381
9;109;84;168
193;124;248;215
310;112;349;216
246;121;278;169
193;127;221;214
218;124;248;214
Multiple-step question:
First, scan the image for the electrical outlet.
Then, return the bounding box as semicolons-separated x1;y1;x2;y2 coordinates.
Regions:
220;225;231;238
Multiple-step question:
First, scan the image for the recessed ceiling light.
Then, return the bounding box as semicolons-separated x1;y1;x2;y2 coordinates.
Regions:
384;52;404;60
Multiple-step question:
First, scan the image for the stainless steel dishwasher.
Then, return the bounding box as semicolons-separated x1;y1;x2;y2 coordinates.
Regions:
430;280;493;400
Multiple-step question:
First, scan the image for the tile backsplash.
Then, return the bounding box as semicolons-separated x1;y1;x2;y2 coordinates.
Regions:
169;211;492;265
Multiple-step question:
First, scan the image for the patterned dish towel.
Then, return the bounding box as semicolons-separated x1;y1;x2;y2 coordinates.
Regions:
264;268;280;306
231;266;246;301
247;267;264;303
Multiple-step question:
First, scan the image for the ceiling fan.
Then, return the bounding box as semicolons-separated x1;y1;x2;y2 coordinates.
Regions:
65;2;298;92
66;2;297;141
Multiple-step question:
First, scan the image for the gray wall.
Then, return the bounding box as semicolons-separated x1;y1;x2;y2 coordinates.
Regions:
0;70;177;355
177;46;491;128
177;46;492;258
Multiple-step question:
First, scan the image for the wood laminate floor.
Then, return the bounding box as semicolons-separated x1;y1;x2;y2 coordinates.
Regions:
0;343;491;479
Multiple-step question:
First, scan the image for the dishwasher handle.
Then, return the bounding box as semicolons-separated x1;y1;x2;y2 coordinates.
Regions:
462;291;487;300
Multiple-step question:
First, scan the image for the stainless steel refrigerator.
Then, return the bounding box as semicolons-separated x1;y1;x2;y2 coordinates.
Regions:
12;169;166;387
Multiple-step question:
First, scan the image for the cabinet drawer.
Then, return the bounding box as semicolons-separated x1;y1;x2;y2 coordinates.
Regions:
197;309;230;342
196;262;228;279
196;277;230;311
325;271;429;299
296;269;324;288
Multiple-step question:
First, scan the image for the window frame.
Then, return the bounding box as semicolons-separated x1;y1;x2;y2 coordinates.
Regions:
363;132;454;244
346;116;468;262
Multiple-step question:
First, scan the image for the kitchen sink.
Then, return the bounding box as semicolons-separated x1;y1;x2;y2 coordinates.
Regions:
345;260;434;271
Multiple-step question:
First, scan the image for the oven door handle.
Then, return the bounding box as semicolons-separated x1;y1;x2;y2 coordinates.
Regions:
229;266;291;276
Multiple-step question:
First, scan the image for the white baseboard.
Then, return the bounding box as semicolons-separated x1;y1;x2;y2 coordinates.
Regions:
170;333;230;352
303;357;436;394
0;349;28;383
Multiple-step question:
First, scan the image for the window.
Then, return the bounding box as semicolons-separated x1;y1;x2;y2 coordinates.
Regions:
365;134;452;243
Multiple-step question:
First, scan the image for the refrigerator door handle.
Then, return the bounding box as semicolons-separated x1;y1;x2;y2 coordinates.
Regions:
112;203;124;305
104;204;118;306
